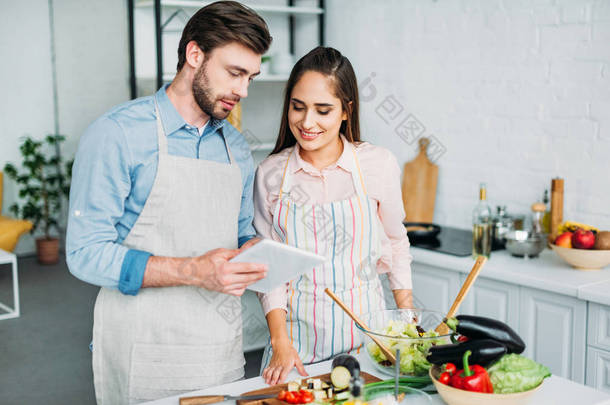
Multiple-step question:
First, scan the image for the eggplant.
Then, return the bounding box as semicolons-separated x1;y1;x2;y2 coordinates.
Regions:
330;366;351;390
331;354;360;377
426;338;507;367
446;315;526;354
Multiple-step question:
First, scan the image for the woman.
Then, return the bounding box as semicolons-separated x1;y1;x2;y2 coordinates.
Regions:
253;47;413;385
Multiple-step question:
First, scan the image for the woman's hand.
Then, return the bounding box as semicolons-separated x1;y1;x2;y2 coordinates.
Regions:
262;340;308;385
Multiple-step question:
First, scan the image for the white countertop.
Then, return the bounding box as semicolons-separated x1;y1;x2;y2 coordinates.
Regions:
411;247;610;306
143;353;610;405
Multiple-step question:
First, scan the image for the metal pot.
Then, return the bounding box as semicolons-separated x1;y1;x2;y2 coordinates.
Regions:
492;206;513;249
504;230;546;258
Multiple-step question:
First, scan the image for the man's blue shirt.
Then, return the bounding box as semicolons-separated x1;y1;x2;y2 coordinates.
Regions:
66;85;256;295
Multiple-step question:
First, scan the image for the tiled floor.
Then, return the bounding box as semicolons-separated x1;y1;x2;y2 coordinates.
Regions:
0;255;263;405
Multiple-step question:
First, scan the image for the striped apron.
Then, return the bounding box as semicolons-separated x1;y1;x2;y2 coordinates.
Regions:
261;143;387;370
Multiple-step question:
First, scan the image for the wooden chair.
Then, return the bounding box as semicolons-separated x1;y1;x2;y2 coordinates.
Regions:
0;171;32;252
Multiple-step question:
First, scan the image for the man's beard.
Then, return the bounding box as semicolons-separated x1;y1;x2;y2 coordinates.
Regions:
192;63;229;120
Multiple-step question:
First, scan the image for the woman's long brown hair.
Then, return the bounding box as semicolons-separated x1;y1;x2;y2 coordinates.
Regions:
270;46;361;155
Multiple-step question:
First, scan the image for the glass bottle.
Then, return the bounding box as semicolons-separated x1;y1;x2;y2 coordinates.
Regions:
472;183;492;259
531;202;546;235
542;189;551;234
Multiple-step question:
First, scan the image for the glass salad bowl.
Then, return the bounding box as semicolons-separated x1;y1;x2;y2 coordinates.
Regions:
363;384;432;405
355;309;453;378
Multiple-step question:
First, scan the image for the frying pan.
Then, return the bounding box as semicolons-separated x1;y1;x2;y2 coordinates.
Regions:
404;222;441;244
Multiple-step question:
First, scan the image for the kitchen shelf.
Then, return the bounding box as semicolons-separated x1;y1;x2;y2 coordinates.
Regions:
136;0;324;15
138;73;290;83
128;0;325;98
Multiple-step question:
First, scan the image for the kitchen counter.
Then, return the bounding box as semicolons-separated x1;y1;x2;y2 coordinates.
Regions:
143;352;610;405
411;247;610;305
409;246;610;391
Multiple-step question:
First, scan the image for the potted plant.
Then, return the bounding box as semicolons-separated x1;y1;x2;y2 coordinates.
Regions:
3;135;72;264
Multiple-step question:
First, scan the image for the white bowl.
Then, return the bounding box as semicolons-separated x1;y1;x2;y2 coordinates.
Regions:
429;364;543;405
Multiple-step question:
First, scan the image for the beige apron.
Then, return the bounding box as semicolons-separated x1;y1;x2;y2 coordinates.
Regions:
92;98;244;404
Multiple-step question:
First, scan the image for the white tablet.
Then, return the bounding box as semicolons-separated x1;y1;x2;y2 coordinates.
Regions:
230;239;326;293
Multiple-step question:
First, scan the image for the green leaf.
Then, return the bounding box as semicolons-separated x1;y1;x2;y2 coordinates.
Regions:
16;174;30;184
9;204;20;217
7;133;71;234
46;134;65;144
3;163;18;178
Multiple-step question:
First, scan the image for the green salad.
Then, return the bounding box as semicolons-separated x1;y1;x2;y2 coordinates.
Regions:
367;320;445;375
487;353;551;393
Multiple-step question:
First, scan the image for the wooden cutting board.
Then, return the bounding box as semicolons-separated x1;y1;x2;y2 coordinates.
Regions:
235;372;381;405
401;137;438;223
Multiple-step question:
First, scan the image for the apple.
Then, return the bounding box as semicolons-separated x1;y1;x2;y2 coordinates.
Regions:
572;228;596;249
555;231;573;248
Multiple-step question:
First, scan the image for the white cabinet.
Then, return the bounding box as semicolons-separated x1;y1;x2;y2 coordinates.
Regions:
519;287;587;383
411;263;461;314
586;347;610;393
458;275;520;333
586;303;610;393
588;303;610;351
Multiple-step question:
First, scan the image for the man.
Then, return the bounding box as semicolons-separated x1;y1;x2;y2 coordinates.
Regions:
66;2;272;403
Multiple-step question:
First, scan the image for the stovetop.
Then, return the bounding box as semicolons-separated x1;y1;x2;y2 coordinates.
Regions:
408;225;504;257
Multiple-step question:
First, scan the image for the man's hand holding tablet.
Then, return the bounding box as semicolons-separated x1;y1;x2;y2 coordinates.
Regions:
230;239;326;293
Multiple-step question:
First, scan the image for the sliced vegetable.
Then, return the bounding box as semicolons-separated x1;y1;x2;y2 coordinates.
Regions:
487;353;551;393
334;390;351;401
277;389;314;404
448;350;494;393
445;315;526;354
331;354;361;377
301;390;315;402
331;366;352;390
427;338;507;367
285;391;297;403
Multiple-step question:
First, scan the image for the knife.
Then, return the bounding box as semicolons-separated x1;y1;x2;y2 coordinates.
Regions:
179;393;278;405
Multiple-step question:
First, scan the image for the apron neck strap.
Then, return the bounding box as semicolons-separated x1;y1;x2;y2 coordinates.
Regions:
348;146;368;198
220;130;236;165
154;98;168;155
279;142;368;200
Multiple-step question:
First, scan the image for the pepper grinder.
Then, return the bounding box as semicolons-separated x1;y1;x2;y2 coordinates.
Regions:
550;178;564;243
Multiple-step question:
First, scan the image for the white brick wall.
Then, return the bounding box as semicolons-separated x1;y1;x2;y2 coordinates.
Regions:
326;0;610;231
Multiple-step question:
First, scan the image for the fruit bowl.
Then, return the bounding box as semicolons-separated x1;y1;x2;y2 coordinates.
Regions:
550;244;610;270
355;309;452;377
429;364;543;405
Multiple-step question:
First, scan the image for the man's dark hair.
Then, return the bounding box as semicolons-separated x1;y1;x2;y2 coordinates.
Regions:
177;1;272;71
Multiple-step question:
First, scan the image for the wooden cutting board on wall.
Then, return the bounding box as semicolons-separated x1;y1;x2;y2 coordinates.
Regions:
401;137;438;223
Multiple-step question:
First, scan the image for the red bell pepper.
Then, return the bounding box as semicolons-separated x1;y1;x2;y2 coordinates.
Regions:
449;350;494;393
